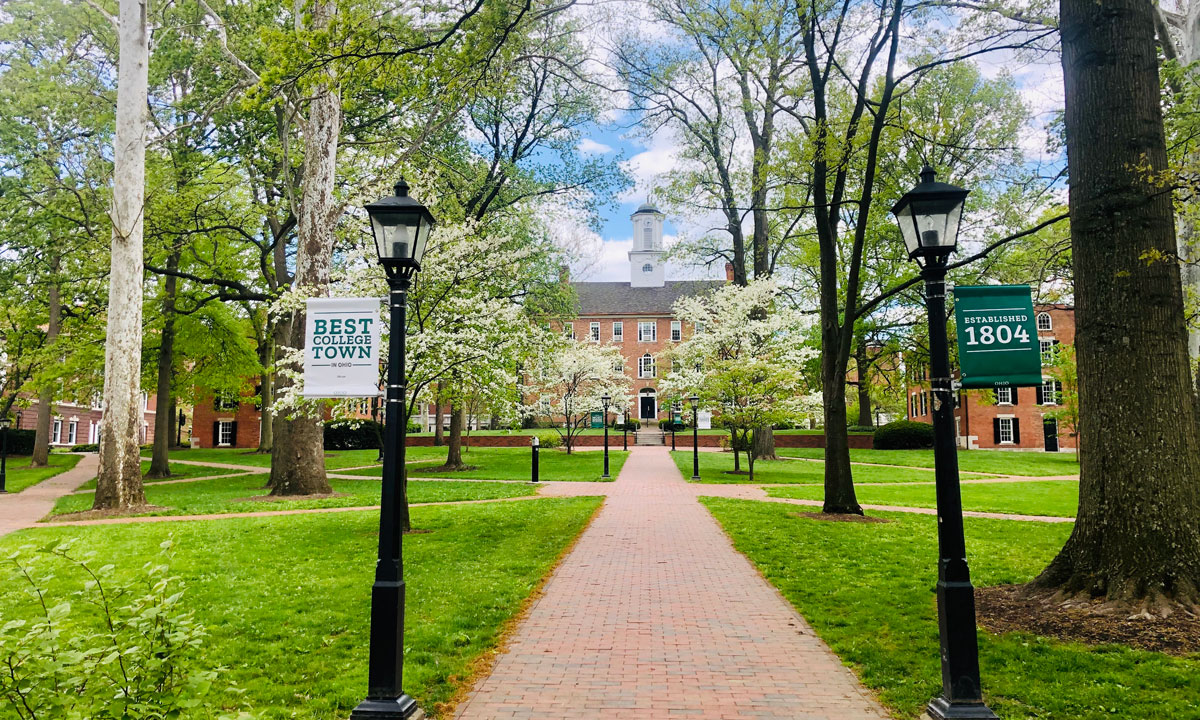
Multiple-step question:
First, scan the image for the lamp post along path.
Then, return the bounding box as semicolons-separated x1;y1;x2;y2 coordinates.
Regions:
352;179;434;720
689;394;700;481
892;168;996;720
0;419;9;494
601;394;611;479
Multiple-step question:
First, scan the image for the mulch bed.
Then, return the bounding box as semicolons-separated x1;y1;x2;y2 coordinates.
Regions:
788;511;892;524
48;505;172;522
977;585;1200;656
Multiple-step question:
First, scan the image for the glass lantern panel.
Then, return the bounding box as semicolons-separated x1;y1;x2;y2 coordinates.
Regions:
895;204;921;256
412;213;433;264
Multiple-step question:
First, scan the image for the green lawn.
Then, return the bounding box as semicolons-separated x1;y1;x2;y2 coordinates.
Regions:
767;480;1080;518
669;451;952;484
344;447;629;482
778;447;1080;476
702;498;1195;720
50;474;536;518
155;447;447;469
77;461;242;490
2;453;83;493
2;497;601;719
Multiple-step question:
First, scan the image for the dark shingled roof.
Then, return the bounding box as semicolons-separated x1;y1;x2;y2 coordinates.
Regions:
571;280;724;315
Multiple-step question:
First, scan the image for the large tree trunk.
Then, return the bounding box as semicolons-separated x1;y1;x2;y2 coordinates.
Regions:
821;346;862;514
442;405;466;470
433;382;444;446
855;342;873;427
256;334;273;453
148;251;179;478
94;0;149;511
269;0;340;496
1034;0;1200;610
751;425;776;460
30;275;59;467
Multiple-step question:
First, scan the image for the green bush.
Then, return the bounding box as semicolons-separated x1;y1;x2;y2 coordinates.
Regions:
3;429;36;456
69;443;100;453
533;431;562;448
621;420;640;431
873;420;934;449
846;425;877;434
0;540;241;720
323;420;383;450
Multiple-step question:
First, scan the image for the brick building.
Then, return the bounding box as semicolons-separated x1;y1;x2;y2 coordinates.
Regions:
907;304;1075;451
563;203;722;422
10;394;159;447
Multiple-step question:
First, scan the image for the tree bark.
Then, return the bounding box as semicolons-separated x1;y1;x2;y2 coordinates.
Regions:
443;404;466;469
256;334;273;453
822;349;862;514
433;382;444;446
269;0;340;496
30;272;59;467
1034;0;1200;609
751;425;776;460
148;251;179;478
94;0;149;510
855;342;873;427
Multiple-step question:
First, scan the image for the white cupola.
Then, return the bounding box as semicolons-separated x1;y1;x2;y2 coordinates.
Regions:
629;202;665;287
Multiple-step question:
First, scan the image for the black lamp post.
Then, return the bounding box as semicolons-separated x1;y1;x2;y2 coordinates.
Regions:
352;178;435;720
0;418;9;494
892;167;995;720
600;394;611;479
623;404;629;450
671;401;679;451
688;394;700;481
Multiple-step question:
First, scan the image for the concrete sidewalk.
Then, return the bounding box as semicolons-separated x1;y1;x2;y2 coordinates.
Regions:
454;446;889;720
0;454;99;537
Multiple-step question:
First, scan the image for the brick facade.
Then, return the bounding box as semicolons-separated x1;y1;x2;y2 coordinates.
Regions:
192;391;263;449
907;304;1076;451
11;396;157;447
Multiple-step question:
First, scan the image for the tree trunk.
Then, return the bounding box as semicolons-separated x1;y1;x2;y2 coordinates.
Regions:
433;382;444;446
94;0;149;511
148;252;179;478
256;331;274;453
443;405;466;469
751;425;776;460
856;341;874;427
730;429;740;472
167;398;177;447
30;271;60;467
269;1;340;496
1035;0;1200;609
822;347;862;514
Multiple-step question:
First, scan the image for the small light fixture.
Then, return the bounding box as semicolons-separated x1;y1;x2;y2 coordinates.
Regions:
365;178;436;279
891;166;969;266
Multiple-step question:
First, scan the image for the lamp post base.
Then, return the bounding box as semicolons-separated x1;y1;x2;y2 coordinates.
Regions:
925;697;999;720
349;695;422;720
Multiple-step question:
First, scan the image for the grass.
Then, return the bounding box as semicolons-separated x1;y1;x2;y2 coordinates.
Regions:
701;498;1196;720
152;447;447;469
778;447;1080;476
50;474;536;518
77;461;240;490
2;453;83;493
766;480;1080;517
2;497;601;719
344;447;629;482
668;451;953;484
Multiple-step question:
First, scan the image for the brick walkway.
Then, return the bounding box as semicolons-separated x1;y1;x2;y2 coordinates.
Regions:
454;447;890;720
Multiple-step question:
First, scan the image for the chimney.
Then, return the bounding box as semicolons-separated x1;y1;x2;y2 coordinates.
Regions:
725;262;735;282
559;264;570;284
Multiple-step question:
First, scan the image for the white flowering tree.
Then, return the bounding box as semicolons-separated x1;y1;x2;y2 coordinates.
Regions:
524;338;632;454
660;280;820;481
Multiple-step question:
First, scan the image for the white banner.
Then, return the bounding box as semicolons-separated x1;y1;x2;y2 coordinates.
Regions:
697;410;712;430
302;297;382;398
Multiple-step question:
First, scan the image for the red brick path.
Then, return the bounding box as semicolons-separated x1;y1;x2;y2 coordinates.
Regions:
454;447;890;720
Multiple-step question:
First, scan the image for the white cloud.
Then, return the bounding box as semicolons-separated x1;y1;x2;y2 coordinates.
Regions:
619;127;681;202
578;138;615;155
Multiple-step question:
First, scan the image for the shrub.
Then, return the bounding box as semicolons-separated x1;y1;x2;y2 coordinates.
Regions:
846;425;877;434
0;540;242;720
533;431;562;448
324;420;383;450
620;420;640;431
4;429;36;456
873;420;934;449
69;443;100;453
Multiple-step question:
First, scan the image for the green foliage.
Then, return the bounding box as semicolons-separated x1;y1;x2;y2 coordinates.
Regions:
69;444;100;453
323;420;382;451
0;539;243;720
533;431;562;449
873;420;935;450
3;429;36;456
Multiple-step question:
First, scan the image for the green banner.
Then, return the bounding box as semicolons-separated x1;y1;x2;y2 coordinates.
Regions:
953;284;1042;388
590;411;604;429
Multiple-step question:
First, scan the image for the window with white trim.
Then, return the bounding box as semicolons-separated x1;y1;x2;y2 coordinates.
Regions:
612;321;623;341
589;322;600;341
1036;312;1052;331
1041;379;1060;405
564;323;575;339
998;417;1014;444
995;386;1013;405
1040;339;1055;365
638;354;656;378
642;263;654;274
638;321;656;342
670;320;682;341
67;421;77;445
52;418;62;444
217;420;235;446
694;321;705;335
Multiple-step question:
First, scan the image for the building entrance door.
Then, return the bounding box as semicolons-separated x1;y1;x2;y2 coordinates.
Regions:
639;394;656;420
1043;418;1059;452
